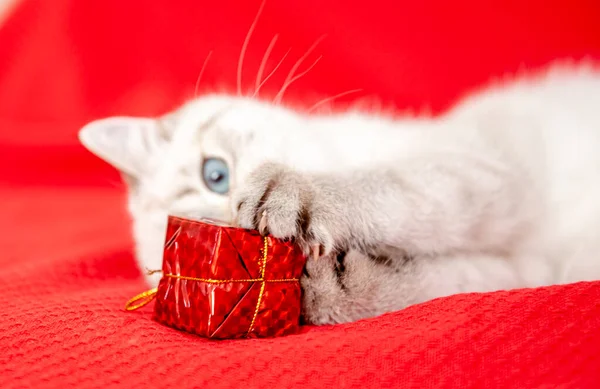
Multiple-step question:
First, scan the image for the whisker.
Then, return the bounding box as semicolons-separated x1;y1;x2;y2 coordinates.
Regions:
237;0;266;97
273;55;323;105
273;35;326;104
307;89;364;113
254;34;279;96
252;48;291;98
194;51;213;98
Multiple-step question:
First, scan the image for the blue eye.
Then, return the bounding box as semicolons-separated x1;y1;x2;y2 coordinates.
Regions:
201;158;230;194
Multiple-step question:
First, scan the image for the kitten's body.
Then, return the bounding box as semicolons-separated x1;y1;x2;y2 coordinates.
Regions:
80;64;600;324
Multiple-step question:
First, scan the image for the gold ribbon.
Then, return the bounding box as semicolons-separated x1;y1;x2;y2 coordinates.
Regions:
125;236;299;336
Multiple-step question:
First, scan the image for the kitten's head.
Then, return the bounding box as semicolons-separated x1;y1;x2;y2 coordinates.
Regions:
78;95;302;285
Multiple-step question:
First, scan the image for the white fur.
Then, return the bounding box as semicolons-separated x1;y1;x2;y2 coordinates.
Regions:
79;63;600;323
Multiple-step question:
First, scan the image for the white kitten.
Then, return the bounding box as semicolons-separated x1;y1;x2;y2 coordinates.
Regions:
79;63;600;325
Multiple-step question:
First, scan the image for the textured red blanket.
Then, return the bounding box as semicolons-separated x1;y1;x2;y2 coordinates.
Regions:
1;1;600;388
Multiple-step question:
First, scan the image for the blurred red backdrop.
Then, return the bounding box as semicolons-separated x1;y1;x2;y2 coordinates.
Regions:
1;0;599;187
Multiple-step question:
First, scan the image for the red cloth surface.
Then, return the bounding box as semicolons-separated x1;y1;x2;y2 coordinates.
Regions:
1;0;600;387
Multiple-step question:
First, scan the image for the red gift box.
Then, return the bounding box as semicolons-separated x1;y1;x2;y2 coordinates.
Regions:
125;216;307;339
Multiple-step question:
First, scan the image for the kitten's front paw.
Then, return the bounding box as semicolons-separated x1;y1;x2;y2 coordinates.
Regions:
232;162;335;257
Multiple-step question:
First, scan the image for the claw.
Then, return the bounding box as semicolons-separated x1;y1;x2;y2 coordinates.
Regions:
258;210;268;235
311;244;320;260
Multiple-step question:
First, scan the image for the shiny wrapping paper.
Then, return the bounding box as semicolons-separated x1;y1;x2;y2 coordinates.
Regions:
128;216;307;339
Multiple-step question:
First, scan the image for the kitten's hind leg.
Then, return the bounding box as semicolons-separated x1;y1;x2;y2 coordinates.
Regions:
301;250;524;325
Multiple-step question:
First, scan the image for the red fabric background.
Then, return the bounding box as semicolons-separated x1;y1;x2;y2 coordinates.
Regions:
1;0;600;387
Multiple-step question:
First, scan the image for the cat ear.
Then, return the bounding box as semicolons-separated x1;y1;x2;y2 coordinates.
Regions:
78;117;163;177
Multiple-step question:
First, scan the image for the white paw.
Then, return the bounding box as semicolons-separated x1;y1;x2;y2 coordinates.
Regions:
232;162;335;258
